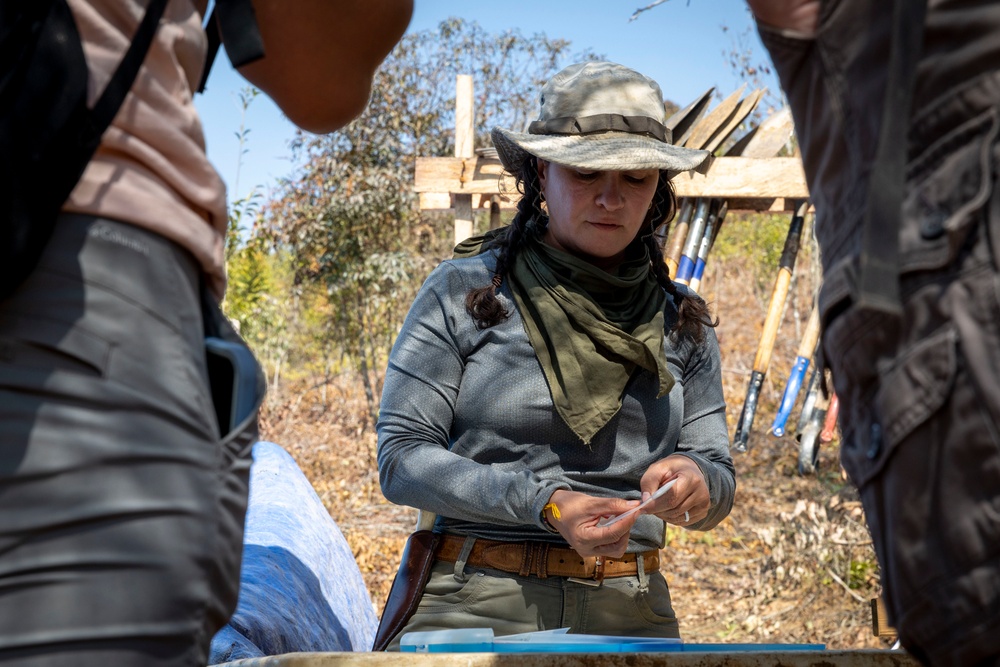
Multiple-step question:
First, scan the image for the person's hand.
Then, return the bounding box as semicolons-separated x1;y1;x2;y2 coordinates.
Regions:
639;455;711;527
544;489;641;559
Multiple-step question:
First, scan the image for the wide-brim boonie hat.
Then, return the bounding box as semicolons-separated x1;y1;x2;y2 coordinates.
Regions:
491;61;711;177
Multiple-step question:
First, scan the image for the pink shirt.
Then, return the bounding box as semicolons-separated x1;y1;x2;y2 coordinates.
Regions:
64;0;229;297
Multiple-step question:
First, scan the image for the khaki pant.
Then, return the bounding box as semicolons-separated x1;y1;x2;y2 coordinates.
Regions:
385;558;679;651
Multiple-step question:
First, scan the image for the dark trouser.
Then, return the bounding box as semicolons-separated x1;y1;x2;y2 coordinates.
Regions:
826;87;1000;666
0;215;256;666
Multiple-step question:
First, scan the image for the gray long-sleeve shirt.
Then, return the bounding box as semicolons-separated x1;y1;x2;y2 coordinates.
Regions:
376;251;735;551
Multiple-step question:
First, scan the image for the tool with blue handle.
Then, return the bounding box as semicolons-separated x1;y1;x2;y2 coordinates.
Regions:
664;86;753;276
689;201;727;293
770;303;821;437
674;198;711;285
733;200;809;453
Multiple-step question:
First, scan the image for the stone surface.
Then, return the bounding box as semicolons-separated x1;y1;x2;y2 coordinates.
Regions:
214;649;922;667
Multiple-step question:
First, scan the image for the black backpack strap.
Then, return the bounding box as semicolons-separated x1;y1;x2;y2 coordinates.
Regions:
88;0;169;136
855;0;928;316
0;0;172;300
198;6;222;93
197;0;265;93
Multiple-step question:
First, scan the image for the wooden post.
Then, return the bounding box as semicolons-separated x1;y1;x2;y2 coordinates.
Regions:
489;195;502;230
454;74;475;245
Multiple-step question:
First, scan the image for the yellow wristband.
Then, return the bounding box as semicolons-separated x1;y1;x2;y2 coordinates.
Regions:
540;502;561;533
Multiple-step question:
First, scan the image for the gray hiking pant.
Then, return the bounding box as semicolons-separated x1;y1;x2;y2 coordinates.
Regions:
0;215;256;666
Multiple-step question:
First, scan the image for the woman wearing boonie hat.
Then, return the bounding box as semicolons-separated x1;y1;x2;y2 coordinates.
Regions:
376;61;735;648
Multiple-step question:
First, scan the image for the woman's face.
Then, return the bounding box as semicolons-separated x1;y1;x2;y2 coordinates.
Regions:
537;159;659;270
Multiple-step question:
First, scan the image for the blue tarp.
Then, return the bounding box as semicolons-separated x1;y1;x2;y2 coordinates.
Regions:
209;441;378;663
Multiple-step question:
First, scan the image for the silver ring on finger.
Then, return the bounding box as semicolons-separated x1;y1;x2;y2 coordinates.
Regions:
684;510;690;523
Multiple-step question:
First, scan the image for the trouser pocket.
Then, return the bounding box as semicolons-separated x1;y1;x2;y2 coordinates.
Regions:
826;260;1000;666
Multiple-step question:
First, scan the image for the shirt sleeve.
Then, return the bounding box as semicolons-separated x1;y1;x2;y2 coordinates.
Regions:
755;15;819;124
672;326;736;530
375;261;566;527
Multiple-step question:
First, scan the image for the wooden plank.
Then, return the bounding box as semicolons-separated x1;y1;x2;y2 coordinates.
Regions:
741;107;794;159
418;192;452;210
870;597;897;638
684;84;746;150
666;86;714;147
453;75;475;245
702;88;763;154
672;157;808;198
415;156;808;200
420;193;786;213
726;197;797;212
419;192;518;212
489;195;503;230
454;75;475;159
414;157;508;194
454;195;473;243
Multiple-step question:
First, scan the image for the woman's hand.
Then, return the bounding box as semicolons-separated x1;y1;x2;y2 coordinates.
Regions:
639;455;711;527
544;489;641;559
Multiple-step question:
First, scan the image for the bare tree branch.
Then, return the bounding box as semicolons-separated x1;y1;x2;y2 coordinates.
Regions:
629;0;690;23
826;567;866;604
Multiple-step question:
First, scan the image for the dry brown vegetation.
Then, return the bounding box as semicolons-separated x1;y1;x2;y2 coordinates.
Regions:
257;214;896;651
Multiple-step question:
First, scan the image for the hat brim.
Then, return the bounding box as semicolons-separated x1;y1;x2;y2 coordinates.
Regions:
491;127;712;177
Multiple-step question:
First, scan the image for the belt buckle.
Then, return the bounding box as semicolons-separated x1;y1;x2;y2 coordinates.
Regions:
567;556;605;587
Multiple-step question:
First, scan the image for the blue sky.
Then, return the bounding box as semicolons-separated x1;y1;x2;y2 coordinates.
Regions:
193;0;776;206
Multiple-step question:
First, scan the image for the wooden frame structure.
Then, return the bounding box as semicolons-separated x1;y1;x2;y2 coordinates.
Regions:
414;76;811;244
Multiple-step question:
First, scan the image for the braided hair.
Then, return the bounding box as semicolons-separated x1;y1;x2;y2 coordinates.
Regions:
641;174;719;343
465;156;717;342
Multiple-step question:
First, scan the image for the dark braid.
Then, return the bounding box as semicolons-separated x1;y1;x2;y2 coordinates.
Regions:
465;156;543;329
644;171;718;342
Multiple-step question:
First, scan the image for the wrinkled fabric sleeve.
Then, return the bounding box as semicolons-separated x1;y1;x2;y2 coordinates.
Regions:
671;326;735;530
755;19;817;116
754;18;830;194
376;261;565;527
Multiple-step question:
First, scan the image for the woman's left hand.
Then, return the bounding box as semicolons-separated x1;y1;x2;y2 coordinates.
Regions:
544;489;640;559
639;454;711;526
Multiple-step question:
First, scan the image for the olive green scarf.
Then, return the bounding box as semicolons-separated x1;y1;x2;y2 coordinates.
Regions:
455;227;674;445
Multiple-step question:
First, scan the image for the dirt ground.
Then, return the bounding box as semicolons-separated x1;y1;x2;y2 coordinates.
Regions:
258;221;898;652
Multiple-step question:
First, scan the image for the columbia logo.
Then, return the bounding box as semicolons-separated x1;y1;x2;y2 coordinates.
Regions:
89;225;151;257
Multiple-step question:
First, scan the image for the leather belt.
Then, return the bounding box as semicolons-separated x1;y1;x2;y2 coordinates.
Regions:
434;534;658;583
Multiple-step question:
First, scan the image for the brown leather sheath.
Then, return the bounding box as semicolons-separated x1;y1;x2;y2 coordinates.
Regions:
370;530;441;651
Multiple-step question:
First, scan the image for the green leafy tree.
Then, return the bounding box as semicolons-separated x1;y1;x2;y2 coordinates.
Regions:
262;19;596;426
222;86;294;391
225;86;263;260
225;237;292;390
